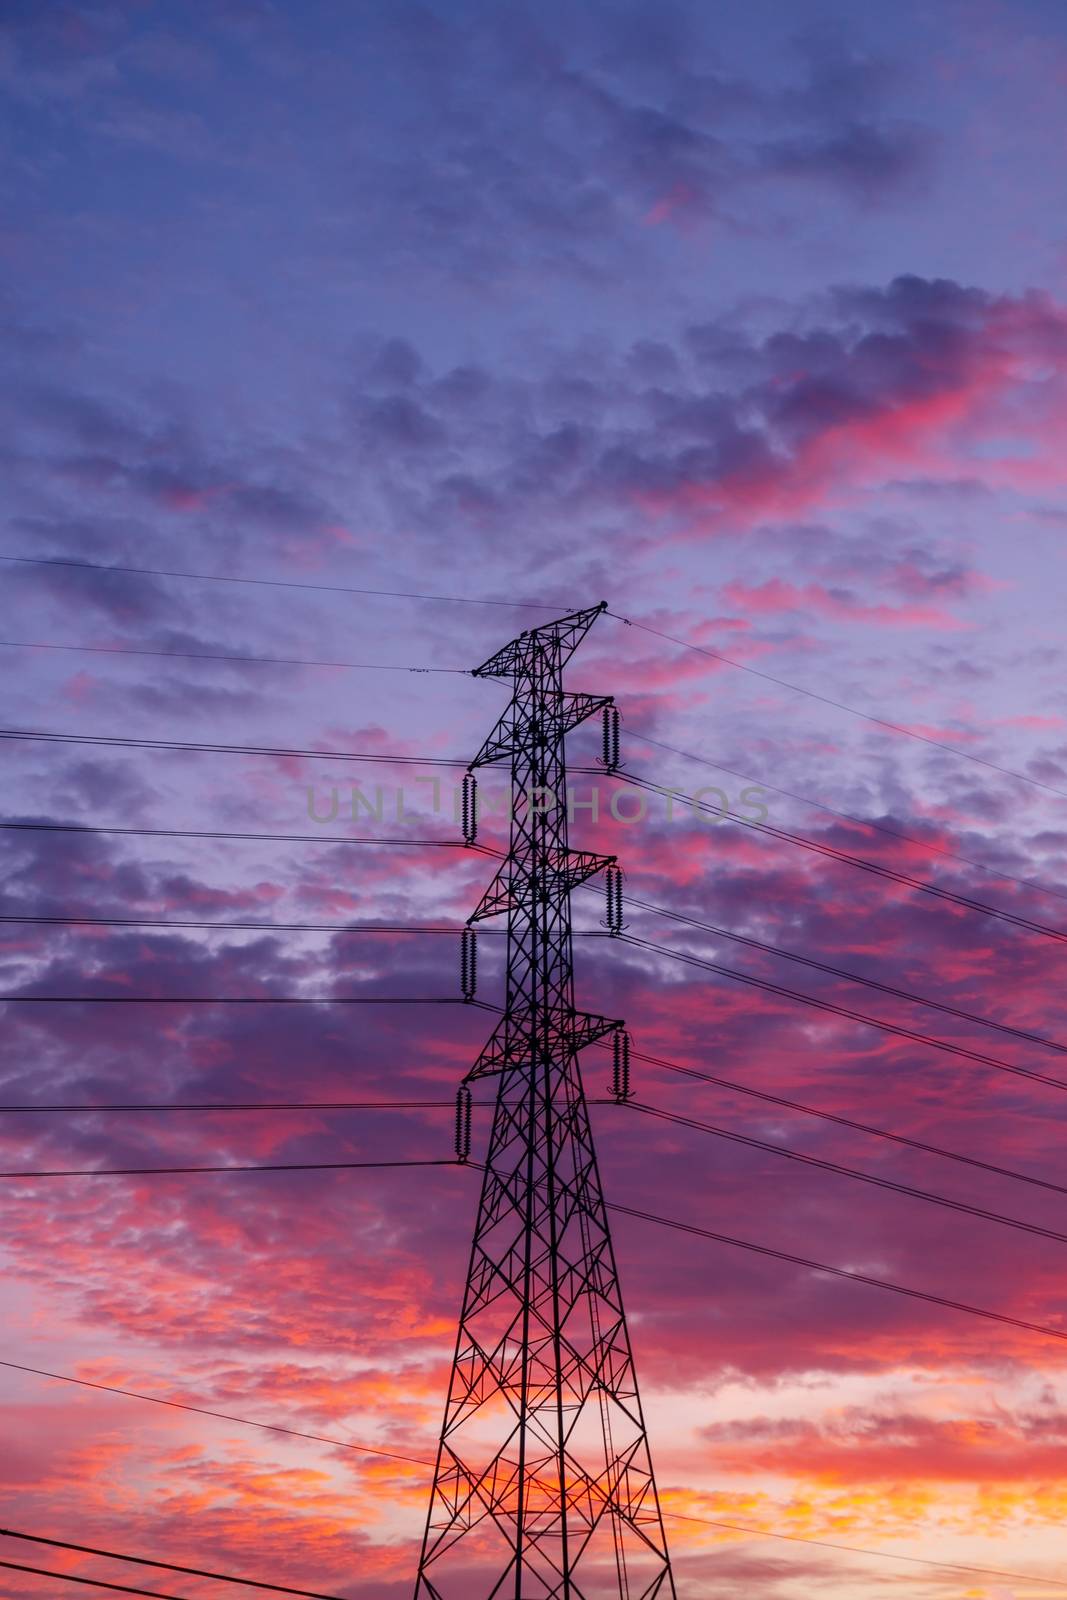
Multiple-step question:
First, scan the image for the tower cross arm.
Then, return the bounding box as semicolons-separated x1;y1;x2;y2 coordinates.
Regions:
468;848;615;924
469;692;613;770
462;1009;622;1084
471;601;608;681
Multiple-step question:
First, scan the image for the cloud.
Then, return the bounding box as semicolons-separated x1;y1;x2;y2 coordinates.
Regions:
336;5;937;278
760;121;929;199
4;778;1067;1401
719;578;972;630
0;1;935;293
325;276;1067;574
700;1396;1067;1486
4;2;1067;1588
9;265;1059;669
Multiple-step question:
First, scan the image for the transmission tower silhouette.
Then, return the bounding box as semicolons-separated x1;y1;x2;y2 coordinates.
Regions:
414;603;676;1600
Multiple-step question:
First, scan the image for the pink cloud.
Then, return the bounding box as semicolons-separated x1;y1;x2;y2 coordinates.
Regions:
720;577;972;630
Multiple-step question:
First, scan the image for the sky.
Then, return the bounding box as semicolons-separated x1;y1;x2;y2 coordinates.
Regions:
2;0;1067;1597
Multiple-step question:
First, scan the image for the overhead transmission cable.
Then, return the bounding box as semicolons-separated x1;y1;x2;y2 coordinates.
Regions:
0;820;470;849
0;1157;460;1180
616;770;1067;946
610;887;1067;1057
0;1558;235;1600
0;727;481;768
1;1361;1062;1589
10;747;1067;950
11;1103;1066;1245
620;1101;1067;1248
7;1149;1066;1338
8;1070;1067;1208
616;932;1067;1095
0;1097;507;1114
3;551;1055;793
610;1041;1067;1202
9;864;1064;1063
602;1195;1067;1345
606;610;1067;800
385;1159;1067;1347
5;1077;1067;1216
0;994;489;1006
9;631;1065;907
0;913;511;936
0;1528;348;1600
15;721;1065;942
0;1357;433;1466
9;760;1066;961
624;727;1067;909
6;1065;1067;1207
15;892;1067;1065
657;1512;1067;1590
0;553;568;611
0;638;467;672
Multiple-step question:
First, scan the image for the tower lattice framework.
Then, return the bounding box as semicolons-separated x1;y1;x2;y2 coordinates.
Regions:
414;603;676;1600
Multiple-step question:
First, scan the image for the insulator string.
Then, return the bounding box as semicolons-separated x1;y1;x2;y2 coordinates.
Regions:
455;1086;473;1162
462;773;478;845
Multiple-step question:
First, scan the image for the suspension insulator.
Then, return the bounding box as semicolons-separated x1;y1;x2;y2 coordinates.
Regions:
602;703;620;773
605;863;623;936
461;772;478;845
460;927;477;1001
612;1029;632;1103
455;1084;473;1163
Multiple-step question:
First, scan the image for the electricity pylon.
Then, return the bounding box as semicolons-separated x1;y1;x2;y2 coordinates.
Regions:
414;603;676;1599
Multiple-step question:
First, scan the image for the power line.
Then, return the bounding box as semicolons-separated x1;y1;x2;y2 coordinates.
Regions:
661;1511;1067;1589
620;770;1067;946
0;727;476;768
0;1529;347;1600
25;734;1062;957
0;1098;506;1114
0;913;509;935
12;739;1065;948
0;821;470;849
0;994;478;1005
20;1091;1058;1240
12;595;1067;1580
0;910;593;938
19;636;1065;900
0;638;467;672
0;1558;207;1600
0;1516;1062;1600
606;1195;1067;1345
6;554;1059;791
0;1157;459;1180
3;1359;1062;1590
14;738;1062;957
18;877;1066;1067
618;932;1067;1095
30;621;1065;902
7;556;1054;799
620;1043;1067;1203
607;611;1067;800
614;888;1067;1057
625;727;1067;909
6;1083;1064;1212
623;1100;1067;1248
0;1358;433;1467
0;553;570;612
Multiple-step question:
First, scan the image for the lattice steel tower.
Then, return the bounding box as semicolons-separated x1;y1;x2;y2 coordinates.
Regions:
414;603;676;1600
